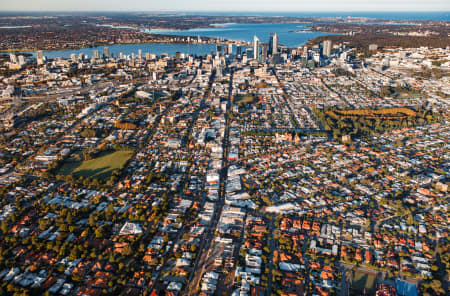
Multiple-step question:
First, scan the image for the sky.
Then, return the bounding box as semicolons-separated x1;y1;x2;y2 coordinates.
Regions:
1;0;449;12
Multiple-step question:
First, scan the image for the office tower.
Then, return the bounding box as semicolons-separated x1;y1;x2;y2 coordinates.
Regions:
236;46;242;56
104;47;109;58
273;33;278;54
322;40;332;57
242;54;248;64
253;35;260;60
18;55;25;66
303;46;308;58
246;48;254;59
216;44;222;56
138;49;142;60
9;53;18;64
93;50;101;60
228;44;233;55
262;44;268;61
269;33;278;55
36;50;45;65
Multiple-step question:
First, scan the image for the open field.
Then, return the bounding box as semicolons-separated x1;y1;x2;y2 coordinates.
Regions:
234;94;256;105
58;150;133;180
352;271;377;294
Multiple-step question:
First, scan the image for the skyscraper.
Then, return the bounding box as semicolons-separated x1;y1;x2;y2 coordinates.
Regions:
262;44;268;62
323;40;332;57
18;55;25;66
269;33;278;55
104;47;109;58
216;44;222;56
36;50;45;65
93;50;101;60
236;46;242;56
9;53;18;64
253;35;260;61
138;49;142;60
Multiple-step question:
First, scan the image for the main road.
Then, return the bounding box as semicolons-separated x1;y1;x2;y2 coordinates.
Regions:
184;68;234;296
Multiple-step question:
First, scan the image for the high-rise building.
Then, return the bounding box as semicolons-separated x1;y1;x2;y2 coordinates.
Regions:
228;44;233;55
253;35;260;60
236;46;242;56
261;44;268;62
242;54;248;64
36;50;45;65
9;54;18;64
246;48;254;59
104;47;109;58
216;44;222;56
93;50;101;60
18;55;25;66
269;33;278;55
322;40;332;57
303;46;308;58
138;49;142;60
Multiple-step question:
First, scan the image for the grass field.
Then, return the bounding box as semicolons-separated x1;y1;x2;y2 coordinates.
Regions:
234;94;255;105
58;150;133;180
352;271;377;293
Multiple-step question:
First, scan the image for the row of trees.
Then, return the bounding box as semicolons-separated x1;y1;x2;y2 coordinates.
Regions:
314;106;441;139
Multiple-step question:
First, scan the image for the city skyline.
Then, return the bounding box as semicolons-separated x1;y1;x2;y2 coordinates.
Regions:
1;0;449;12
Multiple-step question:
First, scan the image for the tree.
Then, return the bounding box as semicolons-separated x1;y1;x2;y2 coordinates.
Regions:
122;245;132;256
95;227;103;239
1;221;8;234
430;279;444;295
88;214;96;227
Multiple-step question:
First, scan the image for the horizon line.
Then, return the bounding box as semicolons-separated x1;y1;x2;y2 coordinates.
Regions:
0;10;449;13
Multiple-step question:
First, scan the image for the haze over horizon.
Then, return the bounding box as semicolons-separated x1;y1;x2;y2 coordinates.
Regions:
1;0;449;12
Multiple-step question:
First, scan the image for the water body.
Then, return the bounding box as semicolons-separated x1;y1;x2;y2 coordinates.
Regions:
21;11;448;59
28;23;333;59
0;26;31;29
147;23;335;48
